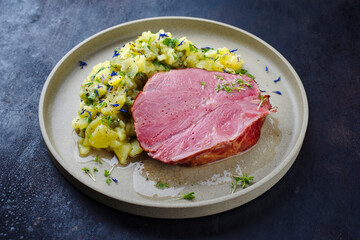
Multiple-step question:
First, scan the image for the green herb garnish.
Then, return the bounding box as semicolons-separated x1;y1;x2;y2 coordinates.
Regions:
189;44;195;52
177;192;195;200
215;74;224;80
94;157;103;164
231;174;254;193
82;167;96;181
162;37;179;48
215;83;232;93
86;92;97;103
98;101;107;108
257;95;266;110
84;116;92;123
156;181;169;189
153;59;172;71
201;81;207;86
90;67;105;81
104;169;112;185
101;115;113;125
236;68;255;79
106;178;112;185
201;47;213;53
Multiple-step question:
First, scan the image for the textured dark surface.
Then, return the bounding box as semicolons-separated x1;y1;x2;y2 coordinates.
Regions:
1;0;359;239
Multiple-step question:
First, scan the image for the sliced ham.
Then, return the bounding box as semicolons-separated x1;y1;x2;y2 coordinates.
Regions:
131;68;274;166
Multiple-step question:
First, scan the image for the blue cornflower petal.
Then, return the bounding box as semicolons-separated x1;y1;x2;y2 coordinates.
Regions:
111;104;119;107
265;66;269;72
273;91;282;95
112;178;118;183
158;33;169;40
118;109;127;113
113;49;120;58
274;77;281;83
110;71;117;77
106;86;113;96
79;61;87;69
230;49;238;53
177;40;184;47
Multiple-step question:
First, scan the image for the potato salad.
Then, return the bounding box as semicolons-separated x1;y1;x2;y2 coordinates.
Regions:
72;30;245;164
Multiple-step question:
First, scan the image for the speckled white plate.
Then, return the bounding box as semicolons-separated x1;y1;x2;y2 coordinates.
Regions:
39;17;308;218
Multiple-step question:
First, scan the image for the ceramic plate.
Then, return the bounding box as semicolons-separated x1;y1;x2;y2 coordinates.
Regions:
39;17;308;218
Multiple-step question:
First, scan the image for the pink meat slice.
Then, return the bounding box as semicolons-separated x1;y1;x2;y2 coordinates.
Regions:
131;68;274;166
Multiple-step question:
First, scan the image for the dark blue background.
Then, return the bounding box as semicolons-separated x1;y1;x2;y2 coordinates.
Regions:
1;0;359;239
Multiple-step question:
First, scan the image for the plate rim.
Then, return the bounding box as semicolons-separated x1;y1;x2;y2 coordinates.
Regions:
38;16;309;217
